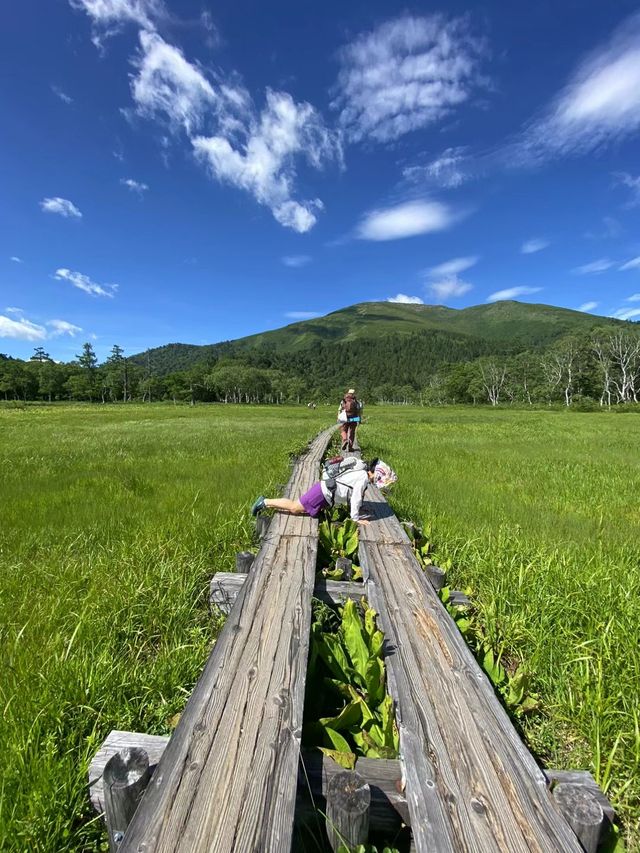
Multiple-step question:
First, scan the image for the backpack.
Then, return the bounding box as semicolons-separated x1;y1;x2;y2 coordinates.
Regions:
343;394;360;417
321;456;368;506
321;455;367;480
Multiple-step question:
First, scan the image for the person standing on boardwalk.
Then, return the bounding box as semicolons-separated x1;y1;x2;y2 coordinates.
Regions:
338;388;362;452
251;458;378;525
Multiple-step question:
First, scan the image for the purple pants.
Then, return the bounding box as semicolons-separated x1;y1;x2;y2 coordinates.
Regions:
299;481;328;517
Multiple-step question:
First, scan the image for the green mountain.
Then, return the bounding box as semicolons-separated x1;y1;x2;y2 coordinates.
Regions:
132;300;623;376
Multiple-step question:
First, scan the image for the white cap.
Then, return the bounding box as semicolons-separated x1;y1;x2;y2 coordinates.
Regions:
347;388;355;394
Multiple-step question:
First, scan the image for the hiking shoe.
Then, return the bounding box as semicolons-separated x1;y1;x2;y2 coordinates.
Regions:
251;496;266;516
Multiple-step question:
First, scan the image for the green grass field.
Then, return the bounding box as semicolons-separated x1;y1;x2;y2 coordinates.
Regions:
0;403;326;852
364;407;640;847
1;403;639;850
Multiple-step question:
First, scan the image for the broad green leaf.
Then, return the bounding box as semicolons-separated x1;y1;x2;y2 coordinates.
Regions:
351;564;363;581
318;747;356;770
323;726;352;754
364;605;377;643
320;700;362;732
317;632;352;681
369;629;384;659
365;656;385;707
341;599;370;680
324;677;352;699
362;730;396;759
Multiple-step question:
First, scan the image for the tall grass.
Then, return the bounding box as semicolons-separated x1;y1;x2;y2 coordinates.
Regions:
363;407;640;846
0;403;326;852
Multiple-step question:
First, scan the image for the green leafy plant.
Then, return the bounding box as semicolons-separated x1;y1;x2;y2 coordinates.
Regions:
304;599;399;769
318;518;360;568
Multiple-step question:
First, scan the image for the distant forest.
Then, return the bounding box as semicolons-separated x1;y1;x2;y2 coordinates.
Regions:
4;325;640;407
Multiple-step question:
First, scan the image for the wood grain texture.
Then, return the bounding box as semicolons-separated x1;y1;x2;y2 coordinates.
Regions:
119;428;335;853
359;485;583;853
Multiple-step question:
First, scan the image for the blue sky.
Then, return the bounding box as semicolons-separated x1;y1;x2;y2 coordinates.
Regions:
2;0;640;361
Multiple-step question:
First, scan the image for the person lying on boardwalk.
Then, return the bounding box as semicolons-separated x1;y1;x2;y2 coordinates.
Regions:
251;458;378;526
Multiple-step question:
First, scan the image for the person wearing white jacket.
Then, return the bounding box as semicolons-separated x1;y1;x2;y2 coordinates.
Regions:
251;459;377;525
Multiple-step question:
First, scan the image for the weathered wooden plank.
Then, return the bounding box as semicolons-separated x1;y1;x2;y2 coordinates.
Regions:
90;732;409;836
210;572;366;614
359;485;412;546
119;427;334;853
360;486;583;852
544;770;615;824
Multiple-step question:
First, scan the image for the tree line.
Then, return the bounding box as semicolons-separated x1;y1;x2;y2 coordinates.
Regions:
2;328;640;407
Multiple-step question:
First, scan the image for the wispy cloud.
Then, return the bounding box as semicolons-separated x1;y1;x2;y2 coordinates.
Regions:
620;256;640;271
516;13;640;162
612;306;640;321
428;276;472;300
70;0;167;46
285;311;321;319
572;258;616;274
10;256;22;263
613;171;640;206
627;293;640;302
487;286;542;302
387;294;424;304
40;197;83;218
51;84;73;104
403;147;471;189
121;177;149;194
333;14;487;144
54;268;118;298
521;238;549;254
129;30;340;232
356;199;456;241
5;307;24;315
425;256;478;277
282;255;311;268
577;301;599;312
47;319;83;337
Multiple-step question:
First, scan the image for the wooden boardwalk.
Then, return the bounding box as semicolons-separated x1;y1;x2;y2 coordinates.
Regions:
99;427;603;852
359;484;582;852
119;428;334;853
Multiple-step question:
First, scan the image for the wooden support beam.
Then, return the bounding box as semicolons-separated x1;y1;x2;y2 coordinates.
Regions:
325;771;370;852
544;769;615;824
209;572;367;615
89;731;408;836
235;551;255;573
103;748;151;851
552;783;604;853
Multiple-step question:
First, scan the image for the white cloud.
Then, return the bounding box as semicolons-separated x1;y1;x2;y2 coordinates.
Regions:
387;294;424;304
131;30;219;134
282;255;311;268
577;301;599;312
40;197;83;218
47;319;83;337
0;315;47;341
612;306;640;320
121;177;149;194
487;286;542;302
519;13;640;160
426;256;478;277
193;89;340;233
131;31;340;232
572;258;616;274
70;0;166;44
428;276;472;300
51;85;73;104
285;311;321;319
10;256;22;263
54;268;118;298
403;147;471;188
356;199;455;241
620;256;640;271
625;293;640;302
613;171;640;206
521;238;549;254
333;14;487;144
5;307;24;315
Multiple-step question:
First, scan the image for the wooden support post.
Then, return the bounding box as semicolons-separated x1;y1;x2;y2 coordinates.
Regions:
552;783;604;853
325;770;370;852
255;515;270;540
103;748;151;851
235;551;255;573
335;556;353;581
424;564;446;591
